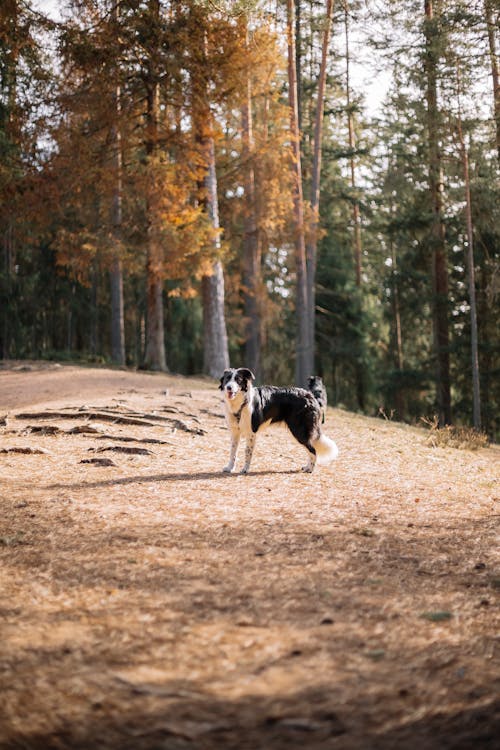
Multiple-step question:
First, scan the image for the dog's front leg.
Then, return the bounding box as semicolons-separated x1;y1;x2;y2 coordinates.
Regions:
241;433;256;474
223;424;240;473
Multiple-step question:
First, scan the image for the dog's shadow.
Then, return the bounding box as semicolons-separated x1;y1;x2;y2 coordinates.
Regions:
46;468;301;491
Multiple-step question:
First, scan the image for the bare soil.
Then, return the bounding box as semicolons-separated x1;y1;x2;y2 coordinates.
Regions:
1;362;499;749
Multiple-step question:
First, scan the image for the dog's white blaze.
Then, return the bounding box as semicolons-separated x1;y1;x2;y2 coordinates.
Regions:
313;434;339;465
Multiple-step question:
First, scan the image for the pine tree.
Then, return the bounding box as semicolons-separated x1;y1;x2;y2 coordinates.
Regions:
287;0;310;387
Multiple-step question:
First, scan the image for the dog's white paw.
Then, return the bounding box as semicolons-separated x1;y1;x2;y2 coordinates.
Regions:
240;466;250;474
301;464;314;473
223;465;234;473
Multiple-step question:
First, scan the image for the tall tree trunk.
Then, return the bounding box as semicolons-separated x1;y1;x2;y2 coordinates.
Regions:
456;66;481;429
287;0;310;387
90;260;99;357
305;0;335;378
110;254;125;364
344;0;366;411
295;0;302;135
484;0;500;163
2;1;19;359
109;1;125;366
344;2;362;287
424;0;451;425
202;138;229;378
390;198;405;418
143;0;167;371
190;19;229;378
2;224;14;358
241;25;261;376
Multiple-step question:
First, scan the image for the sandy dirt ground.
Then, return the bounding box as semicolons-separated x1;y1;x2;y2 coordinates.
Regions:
0;362;499;749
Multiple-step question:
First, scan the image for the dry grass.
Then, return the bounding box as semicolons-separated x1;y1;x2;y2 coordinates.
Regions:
421;416;490;451
0;363;499;749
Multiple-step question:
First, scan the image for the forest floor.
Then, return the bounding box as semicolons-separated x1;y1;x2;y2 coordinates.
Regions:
0;362;499;750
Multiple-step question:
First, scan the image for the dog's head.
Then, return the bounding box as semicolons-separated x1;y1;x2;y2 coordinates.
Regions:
308;375;323;389
219;368;255;402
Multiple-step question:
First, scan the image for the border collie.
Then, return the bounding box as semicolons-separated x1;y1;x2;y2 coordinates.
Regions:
308;375;327;423
219;368;338;474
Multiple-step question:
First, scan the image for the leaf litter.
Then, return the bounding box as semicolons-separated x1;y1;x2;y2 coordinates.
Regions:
0;364;499;749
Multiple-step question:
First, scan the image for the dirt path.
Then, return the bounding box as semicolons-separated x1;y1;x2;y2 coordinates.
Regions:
1;364;499;749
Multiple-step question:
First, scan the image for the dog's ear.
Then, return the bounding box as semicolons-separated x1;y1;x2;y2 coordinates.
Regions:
219;369;233;390
239;368;255;383
237;368;255;392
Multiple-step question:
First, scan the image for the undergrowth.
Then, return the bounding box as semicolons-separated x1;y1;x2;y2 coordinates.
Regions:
421;416;489;450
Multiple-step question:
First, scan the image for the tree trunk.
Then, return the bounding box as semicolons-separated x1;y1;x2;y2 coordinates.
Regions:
2;1;18;359
424;0;451;425
109;2;125;366
202;262;229;378
287;0;310;387
344;1;366;411
202;138;229;378
144;264;166;371
390;215;405;418
190;19;229;379
110;255;125;365
456;66;481;429
462;146;481;430
90;260;99;357
142;0;167;371
344;2;362;287
241;27;261;376
484;0;500;163
295;0;302;135
2;224;14;359
305;0;335;378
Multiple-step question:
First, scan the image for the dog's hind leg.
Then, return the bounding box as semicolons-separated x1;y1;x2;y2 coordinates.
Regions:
286;418;318;473
223;425;240;473
241;433;256;474
302;445;317;473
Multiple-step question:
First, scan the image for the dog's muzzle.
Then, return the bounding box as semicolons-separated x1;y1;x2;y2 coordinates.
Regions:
225;385;237;400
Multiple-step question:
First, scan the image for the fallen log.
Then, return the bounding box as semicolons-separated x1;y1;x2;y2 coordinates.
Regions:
15;411;158;427
89;446;154;456
0;446;48;454
80;457;116;467
14;409;205;434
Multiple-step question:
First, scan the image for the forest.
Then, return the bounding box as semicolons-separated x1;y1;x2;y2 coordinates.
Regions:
1;0;499;437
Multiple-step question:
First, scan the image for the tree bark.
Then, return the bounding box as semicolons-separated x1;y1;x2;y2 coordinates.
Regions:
484;0;500;163
110;255;125;365
456;66;481;429
344;2;362;287
142;0;167;371
424;0;451;425
202;138;229;378
109;1;125;366
190;19;229;379
390;193;405;418
305;0;335;379
344;0;366;411
287;0;310;387
241;25;261;376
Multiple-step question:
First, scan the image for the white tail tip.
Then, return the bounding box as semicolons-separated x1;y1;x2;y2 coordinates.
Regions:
314;434;339;466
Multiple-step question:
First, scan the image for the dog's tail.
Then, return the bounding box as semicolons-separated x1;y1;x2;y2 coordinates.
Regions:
313;433;339;466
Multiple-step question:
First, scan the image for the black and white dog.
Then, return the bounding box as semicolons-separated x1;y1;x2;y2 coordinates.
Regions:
219;367;338;474
308;375;327;424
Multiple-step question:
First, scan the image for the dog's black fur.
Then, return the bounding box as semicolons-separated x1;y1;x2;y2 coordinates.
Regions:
250;385;322;450
307;375;327;423
219;368;338;473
